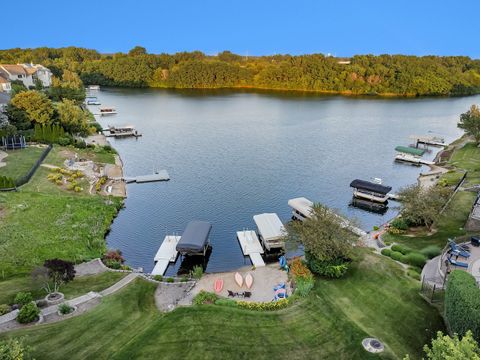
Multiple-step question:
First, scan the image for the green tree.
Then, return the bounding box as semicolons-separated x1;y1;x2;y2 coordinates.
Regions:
458;105;480;144
10;90;54;125
56;98;89;135
420;331;480;359
398;184;452;230
285;204;358;277
128;46;147;56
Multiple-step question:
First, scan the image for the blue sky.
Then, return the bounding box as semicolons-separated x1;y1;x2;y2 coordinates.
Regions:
4;0;479;57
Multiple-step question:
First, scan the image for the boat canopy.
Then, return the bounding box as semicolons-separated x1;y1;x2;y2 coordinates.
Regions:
176;220;212;254
288;197;313;218
350;179;392;195
253;213;285;241
395;146;425;156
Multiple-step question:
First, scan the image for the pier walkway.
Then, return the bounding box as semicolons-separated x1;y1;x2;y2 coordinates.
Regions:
118;170;170;183
236;230;266;267
152;236;181;276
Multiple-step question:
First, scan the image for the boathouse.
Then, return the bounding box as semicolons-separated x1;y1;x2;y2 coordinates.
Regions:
349;179;392;203
288;197;314;221
176;220;212;256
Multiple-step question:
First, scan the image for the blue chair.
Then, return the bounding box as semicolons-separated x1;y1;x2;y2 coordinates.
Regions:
448;241;470;258
448;256;469;268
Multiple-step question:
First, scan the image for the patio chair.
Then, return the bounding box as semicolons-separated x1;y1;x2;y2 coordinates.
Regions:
227;290;235;297
243;291;252;298
448;256;469;268
448;240;470;258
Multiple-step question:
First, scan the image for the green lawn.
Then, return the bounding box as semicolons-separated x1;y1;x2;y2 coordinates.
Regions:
0;272;127;305
1;251;444;360
0;147;46;180
44;145;116;167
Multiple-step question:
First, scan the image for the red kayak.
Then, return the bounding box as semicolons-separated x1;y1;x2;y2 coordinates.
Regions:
214;278;224;293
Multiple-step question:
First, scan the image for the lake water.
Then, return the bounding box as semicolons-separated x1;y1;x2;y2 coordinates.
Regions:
90;88;479;275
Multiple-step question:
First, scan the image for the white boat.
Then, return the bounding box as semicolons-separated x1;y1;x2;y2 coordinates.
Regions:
99;107;117;116
253;213;286;251
288;197;313;221
88;85;100;90
86;100;101;105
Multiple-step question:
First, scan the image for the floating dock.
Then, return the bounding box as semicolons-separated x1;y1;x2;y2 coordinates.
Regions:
395;153;434;166
236;230;266;267
152;235;181;276
124;170;170;183
410;135;446;147
103;125;141;138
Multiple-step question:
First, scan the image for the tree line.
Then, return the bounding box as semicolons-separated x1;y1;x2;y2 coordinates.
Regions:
1;47;480;96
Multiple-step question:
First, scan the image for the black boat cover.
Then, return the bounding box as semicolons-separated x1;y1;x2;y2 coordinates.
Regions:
349;179;392;195
176;220;212;254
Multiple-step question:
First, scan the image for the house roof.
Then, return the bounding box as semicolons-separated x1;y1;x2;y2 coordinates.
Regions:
0;65;26;76
350;179;392;195
24;67;38;75
0;75;10;84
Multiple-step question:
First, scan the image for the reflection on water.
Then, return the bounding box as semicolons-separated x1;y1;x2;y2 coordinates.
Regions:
89;88;478;274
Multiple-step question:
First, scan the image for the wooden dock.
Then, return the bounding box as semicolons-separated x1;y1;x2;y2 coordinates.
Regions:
395;153;434;166
236;230;265;267
410;135;446;147
152;235;181;276
124;170;170;183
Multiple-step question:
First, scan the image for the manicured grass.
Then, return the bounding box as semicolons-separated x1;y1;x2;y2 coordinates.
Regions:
0;190;121;278
0;272;127;305
1;251;444;359
0;147;46;180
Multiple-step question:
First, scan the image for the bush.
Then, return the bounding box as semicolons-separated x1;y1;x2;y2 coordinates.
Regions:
0;338;30;360
74;139;86;149
153;275;163;282
193;291;218;305
190;266;203;280
295;276;315;297
58;303;74;315
16;302;40;324
103;259;121;269
306;254;350;278
0;304;11;315
405;252;427;268
407;269;421;280
14;292;33;307
290;258;313;279
390;218;409;231
390;251;404;262
181;276;189;282
214;298;238;307
57;137;71;146
380;248;392;257
166;277;174;283
445;270;480;340
420;245;442;259
391;244;412;255
237;299;290;311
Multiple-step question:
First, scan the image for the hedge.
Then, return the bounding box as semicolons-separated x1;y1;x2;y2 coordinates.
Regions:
381;248;392;257
0;176;15;190
405;252;427;268
445;270;480;340
420;245;442;259
391;244;412;255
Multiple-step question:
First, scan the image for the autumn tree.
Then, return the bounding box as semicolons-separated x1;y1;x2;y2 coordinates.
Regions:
48;69;85;103
458;105;480;144
10;90;54;125
418;331;480;360
56;98;89;135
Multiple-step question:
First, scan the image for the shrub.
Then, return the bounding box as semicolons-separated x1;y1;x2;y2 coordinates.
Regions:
214;298;238;307
445;270;480;340
290;258;313;279
14;292;33;307
153;275;163;282
407;269;421;280
0;338;30;360
405;252;427;268
390;251;404;262
306;255;350;278
103;249;125;267
390;218;409;231
57;137;71;146
420;245;442;259
103;259;121;269
16;302;40;324
193;291;218;305
380;248;392;257
190;266;203;280
0;304;11;315
391;244;412;255
237;299;290;311
166;277;174;283
181;276;189;282
74;139;86;148
373;225;379;231
295;276;315;297
58;303;74;315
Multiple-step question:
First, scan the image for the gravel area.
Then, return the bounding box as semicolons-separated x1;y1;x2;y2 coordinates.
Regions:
154;282;195;312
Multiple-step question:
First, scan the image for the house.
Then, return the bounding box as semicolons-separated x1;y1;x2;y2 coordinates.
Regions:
0;72;11;93
0;63;52;89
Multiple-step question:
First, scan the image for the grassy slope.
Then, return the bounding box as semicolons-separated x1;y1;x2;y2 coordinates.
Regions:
384;141;480;250
2;251;444;360
0;272;127;305
0;146;121;278
0;147;45;180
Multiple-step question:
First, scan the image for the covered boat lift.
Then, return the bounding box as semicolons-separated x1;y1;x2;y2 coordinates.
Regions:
395;146;425;157
350;179;392;203
253;213;286;251
288;197;314;221
176;220;212;256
